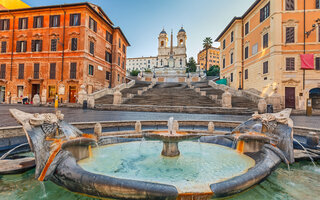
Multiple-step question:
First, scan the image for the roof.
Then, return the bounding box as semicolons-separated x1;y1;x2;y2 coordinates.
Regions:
215;0;262;42
160;29;167;34
114;27;131;46
198;47;220;55
179;27;186;33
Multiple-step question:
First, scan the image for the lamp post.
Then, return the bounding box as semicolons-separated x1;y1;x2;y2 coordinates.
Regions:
238;71;242;90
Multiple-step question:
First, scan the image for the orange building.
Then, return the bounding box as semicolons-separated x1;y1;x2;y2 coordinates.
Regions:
0;2;129;104
216;0;320;110
197;47;220;70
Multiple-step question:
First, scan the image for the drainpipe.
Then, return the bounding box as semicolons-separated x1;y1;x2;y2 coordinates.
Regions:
303;0;306;90
8;11;15;81
61;8;66;82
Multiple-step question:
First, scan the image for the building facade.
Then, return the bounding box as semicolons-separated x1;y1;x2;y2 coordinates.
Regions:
216;0;320;109
197;47;220;70
0;2;129;104
126;27;187;73
126;56;157;72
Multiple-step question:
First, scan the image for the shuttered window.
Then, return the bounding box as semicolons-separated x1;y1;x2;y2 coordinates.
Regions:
119;38;121;48
18;64;24;79
245;22;249;35
245;46;249;59
18;18;28;29
31;40;42;52
49;15;60;27
245;69;248;80
106;71;110;80
263;61;268;74
90;41;94;55
230;52;233;64
263;33;269;49
89;17;97;32
286;27;295;43
70;63;77;79
123;44;126;53
106;31;112;43
316;57;320;70
71;38;77;51
286;57;295;71
231;31;234;42
230;73;233;82
223;40;226;49
88;65;94;75
223;58;225;68
51;39;57;51
260;2;270;22
105;51;112;63
286;0;295;11
0;64;5;79
33;16;43;28
0;19;10;30
50;63;56;79
70;14;81;26
34;63;40;79
17;41;27;52
118;56;120;65
317;0;320;9
1;41;6;53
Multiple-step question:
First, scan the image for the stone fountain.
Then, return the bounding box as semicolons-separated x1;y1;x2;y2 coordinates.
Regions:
143;117;200;157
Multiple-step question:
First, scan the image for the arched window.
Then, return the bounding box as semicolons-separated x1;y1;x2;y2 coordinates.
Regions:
180;58;182;65
161;41;164;47
160;59;163;66
180;39;183;45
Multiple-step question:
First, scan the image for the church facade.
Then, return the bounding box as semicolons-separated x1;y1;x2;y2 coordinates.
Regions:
126;27;187;72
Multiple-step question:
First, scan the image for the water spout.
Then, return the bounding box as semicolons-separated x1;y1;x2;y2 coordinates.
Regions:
293;138;317;167
0;143;29;160
168;117;174;134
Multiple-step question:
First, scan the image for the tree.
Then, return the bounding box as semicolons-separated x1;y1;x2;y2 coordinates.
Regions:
206;65;220;76
186;57;197;72
202;37;213;72
130;69;140;76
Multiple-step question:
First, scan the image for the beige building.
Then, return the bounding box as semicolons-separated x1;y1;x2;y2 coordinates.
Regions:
126;57;157;72
197;47;220;70
216;0;320;110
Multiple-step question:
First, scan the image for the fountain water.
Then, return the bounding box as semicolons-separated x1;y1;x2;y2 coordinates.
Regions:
293;138;317;167
0;143;29;160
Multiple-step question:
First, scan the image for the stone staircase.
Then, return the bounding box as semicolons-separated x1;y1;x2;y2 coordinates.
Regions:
95;81;150;105
192;81;258;109
124;82;220;107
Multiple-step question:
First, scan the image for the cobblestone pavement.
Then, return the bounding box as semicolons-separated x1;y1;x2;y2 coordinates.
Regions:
0;104;319;129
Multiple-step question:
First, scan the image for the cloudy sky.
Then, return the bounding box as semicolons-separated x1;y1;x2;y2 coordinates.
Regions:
25;0;255;59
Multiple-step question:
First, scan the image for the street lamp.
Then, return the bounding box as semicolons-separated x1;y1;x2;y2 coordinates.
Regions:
305;18;320;38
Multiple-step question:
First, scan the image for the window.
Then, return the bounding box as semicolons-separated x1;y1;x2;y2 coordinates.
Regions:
223;40;226;49
18;18;28;29
245;22;249;35
17;41;27;52
245;46;249;59
286;27;295;43
263;33;269;49
50;63;56;79
0;19;10;30
245;69;248;80
286;57;295;71
105;51;112;63
317;0;320;9
89;41;94;55
286;0;295;11
70;63;77;79
118;57;120;66
70;14;81;26
106;31;112;43
106;71;110;80
252;43;258;55
122;44;126;53
18;64;24;79
71;38;77;51
315;57;320;70
34;63;40;79
49;15;60;27
1;41;6;53
230;52;234;64
231;31;234;42
263;61;268;74
33;16;43;28
122;61;125;69
89;17;97;32
51;39;57;51
223;58;226;68
88;64;94;75
260;2;270;22
31;40;42;52
230;73;233;82
0;64;5;79
180;58;182;65
117;74;120;82
119;38;121;48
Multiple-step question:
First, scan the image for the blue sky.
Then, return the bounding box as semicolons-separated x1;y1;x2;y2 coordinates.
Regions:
24;0;255;59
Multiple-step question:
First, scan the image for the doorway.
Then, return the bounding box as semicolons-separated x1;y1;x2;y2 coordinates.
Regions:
309;88;320;109
285;87;295;109
31;84;40;100
69;86;77;103
0;86;5;103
